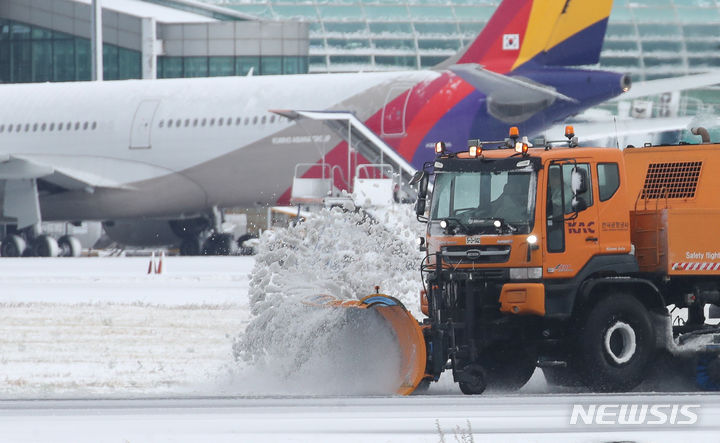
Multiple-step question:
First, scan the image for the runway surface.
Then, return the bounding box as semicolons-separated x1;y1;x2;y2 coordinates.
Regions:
2;393;719;442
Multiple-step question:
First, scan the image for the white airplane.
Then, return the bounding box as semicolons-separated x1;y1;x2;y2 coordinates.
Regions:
1;0;719;257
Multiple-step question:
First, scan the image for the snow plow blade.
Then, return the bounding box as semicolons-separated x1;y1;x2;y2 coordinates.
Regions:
306;294;427;395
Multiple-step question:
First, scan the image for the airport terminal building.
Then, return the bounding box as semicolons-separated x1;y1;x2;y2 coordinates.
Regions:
0;0;309;83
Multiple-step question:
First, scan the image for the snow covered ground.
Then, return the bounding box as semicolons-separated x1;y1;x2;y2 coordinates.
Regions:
0;256;252;397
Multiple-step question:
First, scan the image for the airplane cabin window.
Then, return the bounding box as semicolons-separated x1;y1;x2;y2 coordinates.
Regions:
227;116;232;125
49;123;54;131
83;122;89;130
252;116;258;125
193;119;198;127
201;118;207;127
33;123;38;132
184;119;190;127
218;118;224;126
270;115;276;123
168;120;173;128
210;118;215;126
67;122;72;130
6;125;10;132
92;122;97;130
75;122;80;130
261;116;266;124
175;119;181;127
0;125;4;133
236;117;241;125
24;124;29;132
41;123;46;131
244;117;249;125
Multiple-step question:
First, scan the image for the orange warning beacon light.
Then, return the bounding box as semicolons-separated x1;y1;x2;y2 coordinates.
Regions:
509;126;520;139
565;125;575;139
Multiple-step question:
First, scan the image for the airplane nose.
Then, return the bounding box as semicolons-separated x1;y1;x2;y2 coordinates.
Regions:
621;74;632;93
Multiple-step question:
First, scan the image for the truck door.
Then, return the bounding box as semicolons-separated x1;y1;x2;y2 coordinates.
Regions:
129;100;160;149
544;161;600;278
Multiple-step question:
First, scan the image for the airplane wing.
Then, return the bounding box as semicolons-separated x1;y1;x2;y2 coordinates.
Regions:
0;155;128;190
448;64;579;104
543;116;696;144
615;71;720;101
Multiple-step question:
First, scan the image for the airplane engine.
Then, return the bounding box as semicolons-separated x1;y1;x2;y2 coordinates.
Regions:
102;219;183;248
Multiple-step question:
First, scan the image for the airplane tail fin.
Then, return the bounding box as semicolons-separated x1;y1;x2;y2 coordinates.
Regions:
453;0;613;73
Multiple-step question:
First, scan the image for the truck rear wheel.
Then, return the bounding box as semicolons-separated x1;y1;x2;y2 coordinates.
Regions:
576;293;655;392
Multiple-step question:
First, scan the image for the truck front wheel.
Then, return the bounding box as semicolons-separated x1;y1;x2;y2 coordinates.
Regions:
577;294;655;392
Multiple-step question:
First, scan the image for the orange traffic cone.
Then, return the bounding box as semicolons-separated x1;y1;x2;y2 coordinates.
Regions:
157;251;164;274
148;252;155;274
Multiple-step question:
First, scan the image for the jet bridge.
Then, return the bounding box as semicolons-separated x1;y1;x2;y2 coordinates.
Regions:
272;110;418;202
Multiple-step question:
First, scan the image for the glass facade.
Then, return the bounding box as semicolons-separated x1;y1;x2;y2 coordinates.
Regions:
0;17;308;83
207;0;720;80
157;55;307;78
0;18;141;83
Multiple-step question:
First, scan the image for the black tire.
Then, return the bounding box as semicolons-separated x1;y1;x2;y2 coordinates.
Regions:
576;294;655;392
58;235;82;257
458;365;487;395
481;346;537;391
31;235;59;257
1;234;26;257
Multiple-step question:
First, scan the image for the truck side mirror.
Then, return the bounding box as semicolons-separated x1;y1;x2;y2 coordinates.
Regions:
571;196;587;213
415;198;426;217
571;167;588;195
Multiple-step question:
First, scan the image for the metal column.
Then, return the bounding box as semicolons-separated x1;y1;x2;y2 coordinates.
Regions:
91;0;103;81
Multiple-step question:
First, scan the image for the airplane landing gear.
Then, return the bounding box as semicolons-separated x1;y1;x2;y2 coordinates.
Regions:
31;234;59;257
58;235;82;257
1;234;26;257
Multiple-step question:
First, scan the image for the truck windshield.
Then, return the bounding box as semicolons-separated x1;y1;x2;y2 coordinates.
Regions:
430;170;536;234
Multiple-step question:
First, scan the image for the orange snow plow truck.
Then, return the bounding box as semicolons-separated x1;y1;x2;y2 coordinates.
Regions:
352;126;720;395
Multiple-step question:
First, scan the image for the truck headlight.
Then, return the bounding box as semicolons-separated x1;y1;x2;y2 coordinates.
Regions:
509;267;542;280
